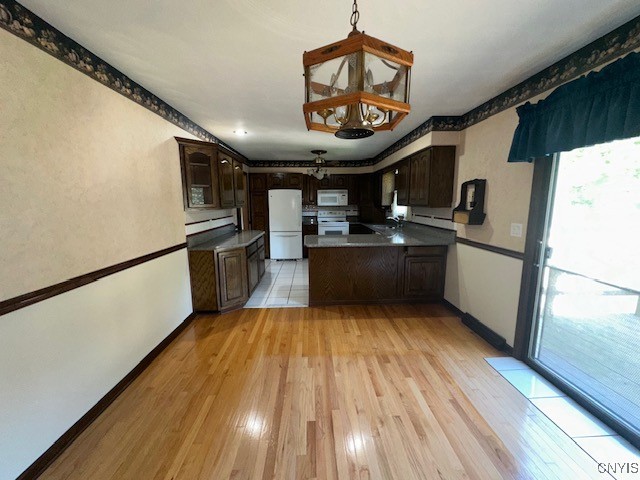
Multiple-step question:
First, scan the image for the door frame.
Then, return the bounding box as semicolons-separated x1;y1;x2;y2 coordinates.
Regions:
513;154;640;450
513;156;556;358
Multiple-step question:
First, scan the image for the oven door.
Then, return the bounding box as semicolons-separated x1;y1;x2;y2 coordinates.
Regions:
318;223;349;235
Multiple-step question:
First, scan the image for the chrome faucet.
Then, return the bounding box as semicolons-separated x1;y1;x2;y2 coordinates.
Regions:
386;215;404;229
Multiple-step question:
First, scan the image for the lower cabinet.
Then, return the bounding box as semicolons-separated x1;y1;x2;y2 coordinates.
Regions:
402;247;446;299
218;248;249;309
302;223;318;259
188;235;266;313
308;245;448;305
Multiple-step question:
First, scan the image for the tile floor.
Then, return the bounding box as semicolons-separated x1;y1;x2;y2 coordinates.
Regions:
486;357;640;480
245;259;308;308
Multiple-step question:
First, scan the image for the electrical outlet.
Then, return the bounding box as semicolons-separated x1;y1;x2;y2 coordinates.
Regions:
510;223;523;238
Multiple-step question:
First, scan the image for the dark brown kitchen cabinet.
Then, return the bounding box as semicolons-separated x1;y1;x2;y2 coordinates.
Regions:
302;223;318;258
267;173;304;189
409;149;431;206
218;248;248;309
250;173;267;192
358;174;373;205
258;237;266;277
396;159;410;206
303;175;318;205
176;137;245;210
189;235;266;313
347;176;359;204
286;173;304;189
331;175;349;189
408;146;456;208
233;159;245;207
246;239;262;294
218;152;236;208
267;173;285;189
178;144;221;209
402;247;446;299
427;146;456;207
308;245;448;306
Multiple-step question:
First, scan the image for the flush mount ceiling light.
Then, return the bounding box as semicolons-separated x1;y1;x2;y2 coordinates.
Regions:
234;130;248;136
307;149;330;180
303;0;413;139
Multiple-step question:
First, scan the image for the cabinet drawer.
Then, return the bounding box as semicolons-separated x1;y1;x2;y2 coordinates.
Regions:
257;236;265;248
247;240;258;256
405;246;447;257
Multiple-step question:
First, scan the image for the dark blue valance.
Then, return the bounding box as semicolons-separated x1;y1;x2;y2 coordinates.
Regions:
508;52;640;162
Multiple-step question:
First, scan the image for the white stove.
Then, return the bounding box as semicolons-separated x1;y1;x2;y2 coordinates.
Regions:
317;210;349;235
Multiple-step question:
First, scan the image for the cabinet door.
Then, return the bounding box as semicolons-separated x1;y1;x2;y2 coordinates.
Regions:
188;251;218;311
347;175;359;204
358;174;373;205
267;173;285;189
258;246;266;278
302;223;318;258
182;145;220;209
403;256;444;298
218;248;248;308
249;191;269;255
396;159;411;206
218;153;236;208
233;159;245;207
409;149;431;206
247;250;259;293
286;173;304;189
428;146;456;207
250;173;267;192
318;176;332;189
303;175;318;205
332;175;349;189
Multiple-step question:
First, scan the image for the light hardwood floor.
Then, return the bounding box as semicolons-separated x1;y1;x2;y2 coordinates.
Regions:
40;305;608;480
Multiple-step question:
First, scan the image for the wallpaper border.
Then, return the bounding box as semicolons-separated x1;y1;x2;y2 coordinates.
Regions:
2;1;639;167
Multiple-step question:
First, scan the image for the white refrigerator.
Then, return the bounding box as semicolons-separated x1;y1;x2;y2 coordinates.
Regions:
268;189;303;260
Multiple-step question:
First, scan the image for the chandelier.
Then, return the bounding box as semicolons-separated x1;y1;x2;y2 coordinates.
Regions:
303;0;413;139
307;150;330;180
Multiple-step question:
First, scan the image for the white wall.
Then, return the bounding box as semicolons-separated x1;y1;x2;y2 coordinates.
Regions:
445;244;523;345
0;250;192;480
0;28;206;478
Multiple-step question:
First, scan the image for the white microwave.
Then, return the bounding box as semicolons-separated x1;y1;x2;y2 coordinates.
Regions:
317;189;348;206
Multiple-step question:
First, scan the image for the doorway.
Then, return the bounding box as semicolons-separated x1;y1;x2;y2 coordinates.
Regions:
520;136;640;446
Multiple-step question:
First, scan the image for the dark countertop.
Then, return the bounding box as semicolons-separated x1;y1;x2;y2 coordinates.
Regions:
304;223;455;248
189;230;265;252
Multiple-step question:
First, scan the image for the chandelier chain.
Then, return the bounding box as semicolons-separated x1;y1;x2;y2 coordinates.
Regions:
350;0;360;31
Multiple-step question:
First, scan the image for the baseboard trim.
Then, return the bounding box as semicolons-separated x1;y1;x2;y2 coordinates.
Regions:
441;299;464;317
442;300;513;354
461;312;508;351
17;311;198;480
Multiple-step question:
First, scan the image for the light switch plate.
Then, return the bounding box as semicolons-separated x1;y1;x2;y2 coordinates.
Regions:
510;223;523;237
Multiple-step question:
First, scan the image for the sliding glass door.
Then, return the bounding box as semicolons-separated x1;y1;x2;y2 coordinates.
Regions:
528;136;640;441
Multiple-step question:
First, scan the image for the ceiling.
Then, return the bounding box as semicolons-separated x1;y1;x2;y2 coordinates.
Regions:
20;0;640;162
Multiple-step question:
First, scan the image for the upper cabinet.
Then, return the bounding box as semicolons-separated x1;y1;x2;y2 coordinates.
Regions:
233;159;245;207
396;159;411;206
303;175;318;205
218;151;236;208
176;137;245;210
267;173;303;190
179;144;221;209
398;146;456;208
409;149;431;206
